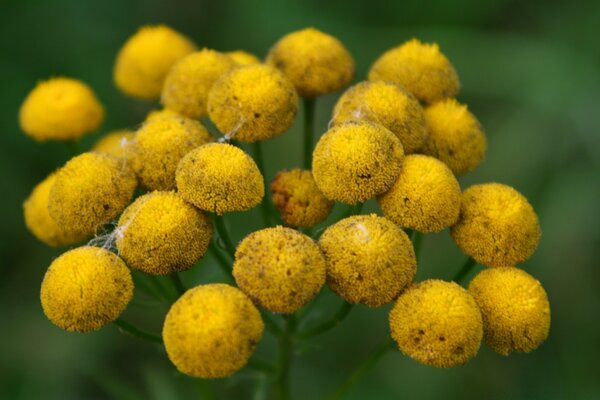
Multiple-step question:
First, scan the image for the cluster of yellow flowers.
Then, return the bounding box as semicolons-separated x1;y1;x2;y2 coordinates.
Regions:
21;24;550;391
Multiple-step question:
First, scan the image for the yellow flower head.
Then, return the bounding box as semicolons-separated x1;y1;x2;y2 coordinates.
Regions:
144;107;183;123
226;50;261;66
114;24;196;99
270;169;333;228
116;191;212;275
40;246;133;332
319;214;416;307
176;143;264;214
377;155;461;233
312;121;404;204
161;49;236;118
23;173;86;247
130;116;213;191
48;152;136;237
233;226;326;314
266;27;354;98
92;129;135;160
162;283;264;378
19;77;104;142
389;280;483;368
468;267;550;355
207;64;298;142
368;38;460;104
451;183;541;267
422;99;486;175
331;80;427;154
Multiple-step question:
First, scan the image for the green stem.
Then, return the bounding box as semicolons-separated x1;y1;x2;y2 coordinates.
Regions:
303;98;315;170
114;318;163;344
146;276;175;303
247;357;277;374
329;338;394;400
412;231;423;259
253;141;274;227
298;302;353;339
170;273;186;296
208;240;235;282
452;257;477;283
274;315;297;400
213;215;236;259
296;287;328;321
261;310;284;335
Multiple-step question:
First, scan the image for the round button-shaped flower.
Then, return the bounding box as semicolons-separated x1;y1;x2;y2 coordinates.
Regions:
233;226;326;314
92;129;135;160
176;143;264;214
389;280;483;368
319;214;416;307
451;183;541;267
114;24;196;99
40;246;133;332
468;267;550;355
144;108;183;123
312;121;404;204
422;99;486;175
161;49;236;118
207;64;298;142
162;284;264;378
226;50;261;66
19;77;104;142
331;81;427;154
378;155;461;233
266;27;354;98
116;191;212;275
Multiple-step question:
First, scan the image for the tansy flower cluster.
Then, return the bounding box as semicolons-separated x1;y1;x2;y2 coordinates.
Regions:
20;24;550;395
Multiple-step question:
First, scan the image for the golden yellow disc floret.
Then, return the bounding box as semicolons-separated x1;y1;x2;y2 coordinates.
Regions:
266;27;354;98
144;108;183;123
207;64;298;142
92;130;135;160
270;169;333;228
116;191;212;275
226;50;261;66
176;143;264;214
161;49;236;118
130;116;213;190
233;226;326;314
114;24;196;99
19;77;104;142
48;152;137;237
389;280;483;368
378;155;461;233
422;99;487;175
331;81;427;154
451;183;541;267
23;173;86;247
40;246;133;332
312;121;404;204
368;39;460;104
162;283;264;378
468;267;550;355
319;214;416;307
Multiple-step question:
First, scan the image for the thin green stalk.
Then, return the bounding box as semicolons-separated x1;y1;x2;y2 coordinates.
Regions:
213;214;236;259
261;310;283;335
274;315;297;400
452;257;477;283
329;338;394;400
114;318;163;344
208;240;235;282
298;302;353;339
170;273;186;296
303;98;315;170
296;287;328;321
146;275;176;303
252;141;273;227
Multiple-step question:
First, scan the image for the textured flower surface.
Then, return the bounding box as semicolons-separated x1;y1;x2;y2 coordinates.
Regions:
226;50;261;66
92;129;135;160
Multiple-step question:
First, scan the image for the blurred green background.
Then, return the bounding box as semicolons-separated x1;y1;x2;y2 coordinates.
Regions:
1;0;599;399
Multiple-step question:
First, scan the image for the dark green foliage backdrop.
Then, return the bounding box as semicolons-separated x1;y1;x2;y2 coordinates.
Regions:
1;0;599;399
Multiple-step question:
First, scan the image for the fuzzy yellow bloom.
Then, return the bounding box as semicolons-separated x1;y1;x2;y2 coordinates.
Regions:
469;267;550;355
233;226;326;313
270;169;333;228
207;64;298;142
40;246;133;332
312;121;404;204
451;183;541;267
161;49;236;118
92;130;135;160
378;155;461;233
266;27;354;98
23;173;86;247
368;39;460;104
389;280;483;368
422;99;486;175
116;191;212;275
163;284;264;378
19;77;104;142
319;214;416;307
176;143;264;214
226;50;261;66
331;81;427;154
144;108;183;123
130;116;213;191
48;152;136;237
114;25;196;99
